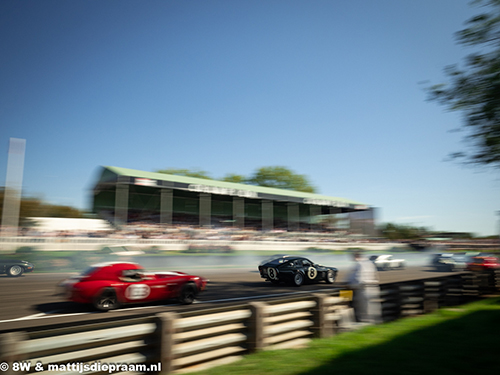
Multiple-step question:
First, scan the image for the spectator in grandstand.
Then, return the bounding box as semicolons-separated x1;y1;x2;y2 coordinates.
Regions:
346;250;382;324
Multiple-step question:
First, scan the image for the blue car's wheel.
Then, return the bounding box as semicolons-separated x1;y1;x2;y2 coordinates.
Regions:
293;272;304;287
325;270;336;284
8;265;23;277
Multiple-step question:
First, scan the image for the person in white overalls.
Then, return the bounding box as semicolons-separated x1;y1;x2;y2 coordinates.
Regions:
346;250;382;324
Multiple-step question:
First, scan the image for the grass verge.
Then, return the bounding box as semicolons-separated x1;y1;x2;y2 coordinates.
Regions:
191;297;500;375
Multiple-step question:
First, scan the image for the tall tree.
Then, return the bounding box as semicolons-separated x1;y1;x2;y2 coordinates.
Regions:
429;0;500;168
247;166;316;193
0;188;83;222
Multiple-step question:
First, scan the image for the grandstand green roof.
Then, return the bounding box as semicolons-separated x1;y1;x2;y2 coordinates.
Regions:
98;166;369;208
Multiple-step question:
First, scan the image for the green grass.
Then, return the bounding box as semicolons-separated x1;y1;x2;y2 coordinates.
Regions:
191;297;500;375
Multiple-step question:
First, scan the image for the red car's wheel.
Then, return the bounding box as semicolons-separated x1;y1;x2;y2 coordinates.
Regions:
93;288;121;311
179;282;197;305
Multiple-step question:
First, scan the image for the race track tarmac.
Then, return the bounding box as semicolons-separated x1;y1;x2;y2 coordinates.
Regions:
0;264;459;332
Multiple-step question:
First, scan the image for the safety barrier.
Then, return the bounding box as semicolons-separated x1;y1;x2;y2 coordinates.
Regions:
379;270;500;322
0;315;160;375
1;271;498;374
163;306;252;373
155;291;352;374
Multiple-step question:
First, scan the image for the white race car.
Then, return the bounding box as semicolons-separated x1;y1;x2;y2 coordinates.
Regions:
369;254;405;270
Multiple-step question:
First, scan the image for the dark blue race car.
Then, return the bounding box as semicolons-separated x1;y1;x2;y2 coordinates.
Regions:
258;255;337;286
0;258;35;277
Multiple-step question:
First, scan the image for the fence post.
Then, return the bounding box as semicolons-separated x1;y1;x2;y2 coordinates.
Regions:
482;270;497;295
311;294;330;338
423;280;440;313
156;312;180;375
248;301;266;353
0;332;28;375
494;269;500;290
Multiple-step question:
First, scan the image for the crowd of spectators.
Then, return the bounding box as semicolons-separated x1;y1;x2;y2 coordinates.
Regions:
13;221;380;243
7;221;499;247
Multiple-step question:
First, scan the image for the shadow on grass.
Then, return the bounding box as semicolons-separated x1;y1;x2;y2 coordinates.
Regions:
299;306;500;375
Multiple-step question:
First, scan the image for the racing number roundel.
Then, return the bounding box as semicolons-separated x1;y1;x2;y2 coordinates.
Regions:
125;284;151;300
307;267;317;280
268;267;278;280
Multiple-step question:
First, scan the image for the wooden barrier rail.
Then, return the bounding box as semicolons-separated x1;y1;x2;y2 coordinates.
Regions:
1;271;498;374
0;316;160;375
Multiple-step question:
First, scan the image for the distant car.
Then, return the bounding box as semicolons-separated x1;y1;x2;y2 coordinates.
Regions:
430;253;468;272
0;258;35;277
258;255;337;286
60;262;207;311
466;256;500;272
369;254;405;271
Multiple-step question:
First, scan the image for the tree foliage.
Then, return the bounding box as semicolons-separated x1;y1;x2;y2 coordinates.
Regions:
222;173;247;183
0;188;83;223
428;0;500;168
246;166;316;193
379;223;429;240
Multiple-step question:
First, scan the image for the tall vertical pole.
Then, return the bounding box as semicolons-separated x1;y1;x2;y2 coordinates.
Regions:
160;188;173;225
1;138;26;237
199;193;211;227
497;210;500;242
233;197;245;228
309;205;321;231
262;200;273;231
114;180;129;226
287;203;299;231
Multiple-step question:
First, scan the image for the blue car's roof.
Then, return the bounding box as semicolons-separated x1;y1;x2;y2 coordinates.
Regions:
262;255;307;265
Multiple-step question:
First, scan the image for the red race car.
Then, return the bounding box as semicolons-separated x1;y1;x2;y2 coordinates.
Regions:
61;262;207;311
466;256;500;272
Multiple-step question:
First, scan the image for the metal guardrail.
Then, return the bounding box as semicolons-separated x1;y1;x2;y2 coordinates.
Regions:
1;271;499;374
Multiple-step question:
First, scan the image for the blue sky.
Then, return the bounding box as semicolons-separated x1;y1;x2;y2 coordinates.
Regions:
1;0;498;236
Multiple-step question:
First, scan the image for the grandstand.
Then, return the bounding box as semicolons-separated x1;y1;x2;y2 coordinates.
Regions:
91;166;376;235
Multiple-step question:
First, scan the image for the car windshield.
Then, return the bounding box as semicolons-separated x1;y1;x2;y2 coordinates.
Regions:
260;255;294;265
266;257;295;265
120;269;144;281
270;258;287;265
80;266;100;277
